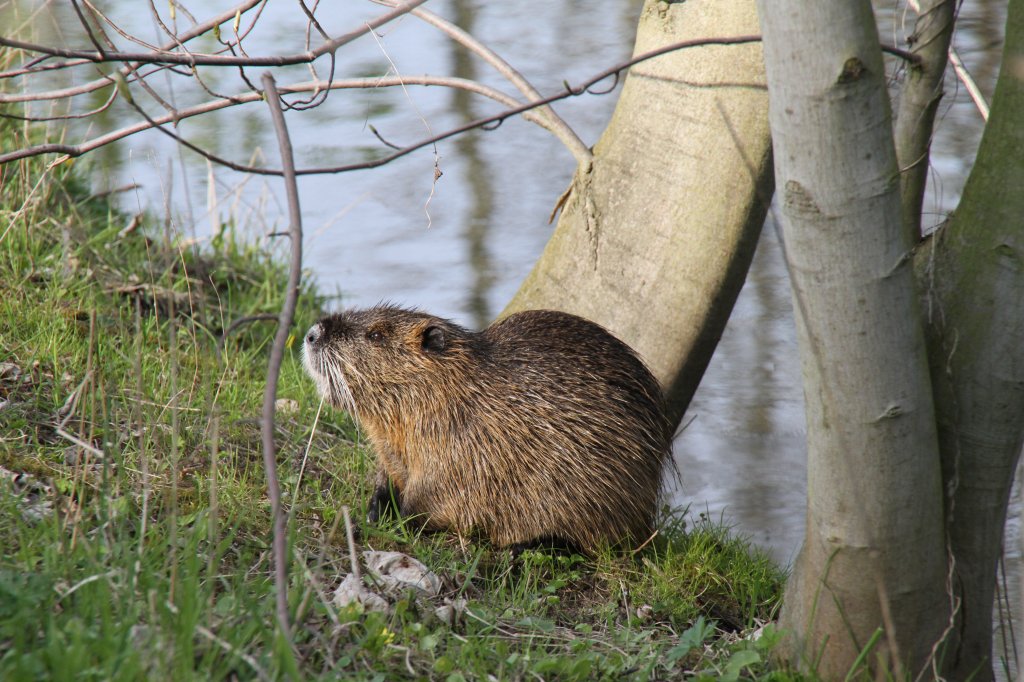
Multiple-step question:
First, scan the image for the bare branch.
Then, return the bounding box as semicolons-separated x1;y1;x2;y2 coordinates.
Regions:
290;0;335;110
0;36;765;172
259;72;304;640
9;33;935;185
374;0;592;165
0;76;531;164
297;0;332;44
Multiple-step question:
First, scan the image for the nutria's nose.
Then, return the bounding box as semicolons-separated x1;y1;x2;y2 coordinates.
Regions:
305;324;322;347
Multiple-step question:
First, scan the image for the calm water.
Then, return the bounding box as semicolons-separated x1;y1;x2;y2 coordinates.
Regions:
14;0;1014;669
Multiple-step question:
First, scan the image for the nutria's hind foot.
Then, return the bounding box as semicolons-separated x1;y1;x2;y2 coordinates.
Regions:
367;476;400;524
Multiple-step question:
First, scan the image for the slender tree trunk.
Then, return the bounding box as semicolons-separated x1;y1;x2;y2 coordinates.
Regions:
502;0;772;426
893;0;956;243
756;2;949;677
916;1;1024;677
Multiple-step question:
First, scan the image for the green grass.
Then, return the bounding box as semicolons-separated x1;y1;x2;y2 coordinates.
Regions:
1;117;798;680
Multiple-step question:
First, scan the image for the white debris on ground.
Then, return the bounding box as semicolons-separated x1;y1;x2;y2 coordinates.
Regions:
332;550;466;624
332;573;390;612
363;550;442;597
274;398;299;414
0;466;55;522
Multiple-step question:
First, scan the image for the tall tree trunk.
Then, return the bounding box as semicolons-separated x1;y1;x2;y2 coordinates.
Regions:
916;1;1024;677
502;0;772;426
756;2;949;677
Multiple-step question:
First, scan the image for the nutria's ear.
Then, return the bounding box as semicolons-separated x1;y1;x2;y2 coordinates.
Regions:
422;325;446;353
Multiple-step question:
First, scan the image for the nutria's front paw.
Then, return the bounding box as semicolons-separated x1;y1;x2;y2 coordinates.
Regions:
508;536;580;559
367;479;399;523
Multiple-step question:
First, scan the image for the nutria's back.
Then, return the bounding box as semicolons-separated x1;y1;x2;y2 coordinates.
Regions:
303;305;671;553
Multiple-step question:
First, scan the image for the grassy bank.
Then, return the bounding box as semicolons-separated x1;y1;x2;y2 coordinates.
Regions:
0;120;793;680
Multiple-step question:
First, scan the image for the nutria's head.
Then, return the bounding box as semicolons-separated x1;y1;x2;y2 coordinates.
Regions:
302;305;476;417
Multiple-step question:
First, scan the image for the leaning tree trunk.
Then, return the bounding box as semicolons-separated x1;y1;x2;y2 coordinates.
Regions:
757;2;949;677
502;0;772;426
916;1;1024;677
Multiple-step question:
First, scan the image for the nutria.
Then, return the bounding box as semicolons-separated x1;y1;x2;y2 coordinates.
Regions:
302;305;670;553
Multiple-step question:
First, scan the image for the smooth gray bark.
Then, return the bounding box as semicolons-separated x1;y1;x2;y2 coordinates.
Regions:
757;2;948;677
893;0;956;243
503;0;772;427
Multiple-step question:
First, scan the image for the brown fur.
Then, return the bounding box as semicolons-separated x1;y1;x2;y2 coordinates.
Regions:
302;305;670;553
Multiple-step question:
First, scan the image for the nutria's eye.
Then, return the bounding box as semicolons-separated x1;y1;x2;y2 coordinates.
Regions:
367;330;384;343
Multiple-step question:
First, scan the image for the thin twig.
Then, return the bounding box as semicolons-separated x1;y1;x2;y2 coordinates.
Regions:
946;48;989;120
0;85;117;122
364;27;441;227
207;414;219;586
168;290;180;605
881;43;923;64
259;71;304;640
216;312;280;356
54;427;105;458
54;570;119;602
55;369;94;429
134;293;150;589
342;506;360;583
875;568;906;680
293;397;325;508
